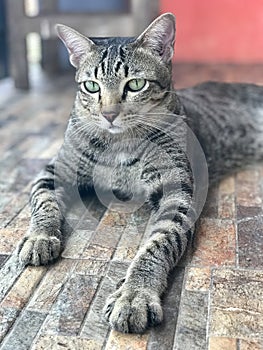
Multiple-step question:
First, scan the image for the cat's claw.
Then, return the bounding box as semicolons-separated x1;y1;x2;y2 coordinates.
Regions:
104;285;163;333
17;234;61;266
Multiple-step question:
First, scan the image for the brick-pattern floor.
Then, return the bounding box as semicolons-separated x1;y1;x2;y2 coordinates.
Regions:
0;64;263;350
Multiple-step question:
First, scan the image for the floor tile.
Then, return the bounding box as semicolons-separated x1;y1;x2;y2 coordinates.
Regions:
209;337;237;350
239;339;263;350
185;267;211;292
173;290;208;350
0;310;47;350
42;274;100;336
105;331;148;350
191;218;236;267
0;307;20;343
32;335;103;350
238;217;263;269
210;269;263;340
1;266;46;309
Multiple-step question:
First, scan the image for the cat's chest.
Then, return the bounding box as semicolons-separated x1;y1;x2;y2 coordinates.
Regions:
91;153;147;208
93;153;142;190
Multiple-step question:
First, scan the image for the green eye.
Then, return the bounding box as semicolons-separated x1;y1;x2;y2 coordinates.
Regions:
127;78;146;92
83;80;100;93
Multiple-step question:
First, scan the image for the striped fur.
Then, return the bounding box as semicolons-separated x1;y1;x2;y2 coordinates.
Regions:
17;13;263;333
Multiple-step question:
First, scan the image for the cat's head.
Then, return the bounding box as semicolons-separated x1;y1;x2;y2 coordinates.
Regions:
56;13;176;136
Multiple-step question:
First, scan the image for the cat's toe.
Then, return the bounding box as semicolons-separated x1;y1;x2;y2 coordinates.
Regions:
103;287;163;333
17;234;61;266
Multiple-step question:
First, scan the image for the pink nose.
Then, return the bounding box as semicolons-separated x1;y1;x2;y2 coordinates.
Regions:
102;110;119;123
101;105;120;123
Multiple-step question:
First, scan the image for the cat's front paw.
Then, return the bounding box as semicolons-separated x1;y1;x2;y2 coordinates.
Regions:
17;233;61;266
104;285;163;333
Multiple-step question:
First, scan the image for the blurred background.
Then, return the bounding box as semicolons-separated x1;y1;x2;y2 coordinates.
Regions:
162;0;263;63
1;0;263;89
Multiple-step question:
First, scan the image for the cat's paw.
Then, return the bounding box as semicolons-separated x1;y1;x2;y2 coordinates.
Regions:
17;234;61;266
103;286;163;333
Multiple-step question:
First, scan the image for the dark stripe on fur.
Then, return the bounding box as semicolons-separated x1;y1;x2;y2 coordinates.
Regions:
175;232;183;256
94;66;98;79
119;46;126;61
45;164;55;175
141;166;161;183
115;61;122;73
33;178;55;190
148;185;163;210
124;65;129;78
159;212;184;224
33;199;59;214
178;205;189;215
180;182;193;196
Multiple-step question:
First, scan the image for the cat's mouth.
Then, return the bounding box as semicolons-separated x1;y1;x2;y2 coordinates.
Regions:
107;124;123;134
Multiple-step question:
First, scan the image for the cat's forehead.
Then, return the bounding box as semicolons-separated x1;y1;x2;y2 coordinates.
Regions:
91;37;135;46
91;37;136;69
76;35;166;86
78;38;139;84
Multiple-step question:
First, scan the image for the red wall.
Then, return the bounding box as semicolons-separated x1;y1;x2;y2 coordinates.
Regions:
160;0;263;63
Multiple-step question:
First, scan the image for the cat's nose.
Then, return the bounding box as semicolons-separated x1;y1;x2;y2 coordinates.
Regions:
101;106;120;123
102;111;118;123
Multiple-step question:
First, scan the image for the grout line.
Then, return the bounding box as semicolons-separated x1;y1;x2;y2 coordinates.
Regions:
206;267;214;350
234;173;239;269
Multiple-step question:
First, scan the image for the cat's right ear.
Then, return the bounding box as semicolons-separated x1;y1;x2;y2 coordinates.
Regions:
136;13;176;63
56;24;94;68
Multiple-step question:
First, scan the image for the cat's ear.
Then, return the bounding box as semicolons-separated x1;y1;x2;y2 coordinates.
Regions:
136;13;175;63
56;24;94;68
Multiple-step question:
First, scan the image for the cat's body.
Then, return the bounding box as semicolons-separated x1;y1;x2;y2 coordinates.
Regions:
17;14;263;333
179;81;263;179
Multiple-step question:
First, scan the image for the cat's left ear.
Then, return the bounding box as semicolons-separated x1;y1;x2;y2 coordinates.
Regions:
136;13;175;63
56;24;95;68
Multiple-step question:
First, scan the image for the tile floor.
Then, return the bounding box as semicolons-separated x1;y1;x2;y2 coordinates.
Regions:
0;64;262;349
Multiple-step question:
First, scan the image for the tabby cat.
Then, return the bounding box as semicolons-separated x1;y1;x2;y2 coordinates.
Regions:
17;13;263;333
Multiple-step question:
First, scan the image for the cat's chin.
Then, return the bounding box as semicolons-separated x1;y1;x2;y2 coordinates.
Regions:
107;125;123;134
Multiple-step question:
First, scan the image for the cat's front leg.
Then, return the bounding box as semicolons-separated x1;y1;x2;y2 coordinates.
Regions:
104;227;193;333
104;275;163;333
104;172;195;333
17;163;67;266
